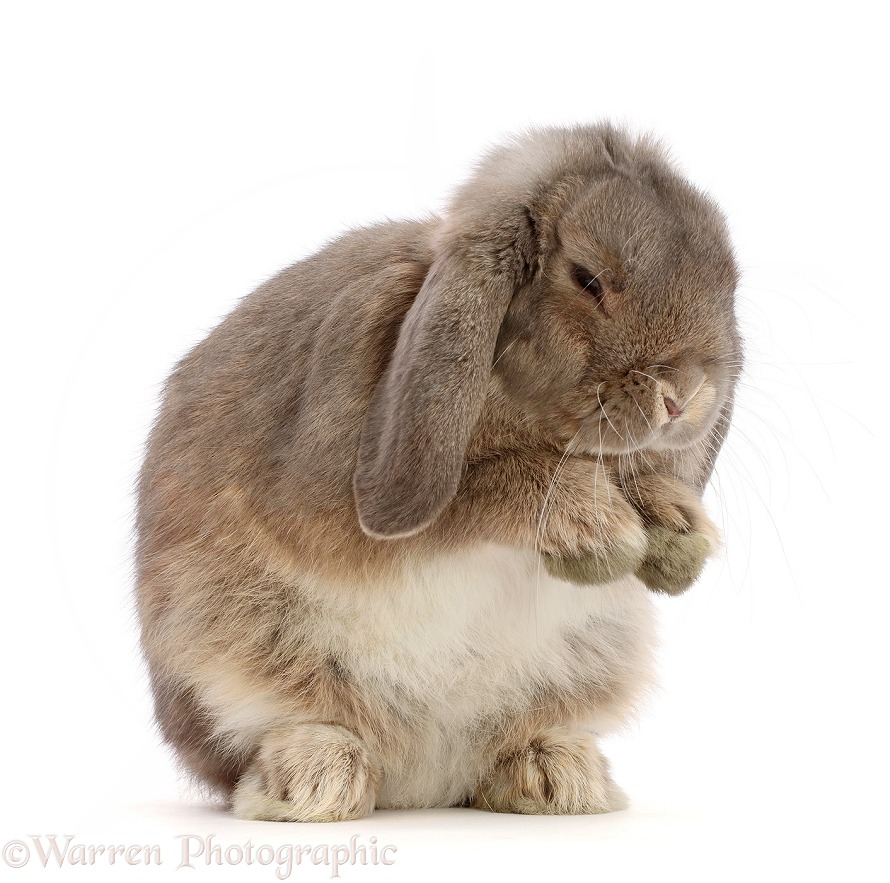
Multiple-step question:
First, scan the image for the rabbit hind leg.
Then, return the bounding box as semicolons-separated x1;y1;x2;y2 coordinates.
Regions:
472;724;628;815
232;723;380;822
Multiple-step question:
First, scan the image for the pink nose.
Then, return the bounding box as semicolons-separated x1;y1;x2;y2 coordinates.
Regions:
664;397;683;419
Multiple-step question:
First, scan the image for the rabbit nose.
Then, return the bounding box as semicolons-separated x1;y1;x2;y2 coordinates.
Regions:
664;397;684;420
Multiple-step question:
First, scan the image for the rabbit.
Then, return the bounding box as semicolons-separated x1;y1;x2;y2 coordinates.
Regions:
135;122;741;821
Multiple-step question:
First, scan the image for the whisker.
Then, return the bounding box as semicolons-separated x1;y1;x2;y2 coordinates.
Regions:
492;338;518;369
581;269;609;293
595;414;604;514
646;363;678;373
731;402;830;504
532;429;582;638
629;369;661;388
619;446;645;510
631;395;653;432
597;382;624;441
619;224;652;259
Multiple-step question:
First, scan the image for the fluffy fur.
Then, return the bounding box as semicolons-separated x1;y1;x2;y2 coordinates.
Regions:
136;123;741;820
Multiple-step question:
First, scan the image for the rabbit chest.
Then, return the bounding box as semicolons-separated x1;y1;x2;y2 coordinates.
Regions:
302;543;656;806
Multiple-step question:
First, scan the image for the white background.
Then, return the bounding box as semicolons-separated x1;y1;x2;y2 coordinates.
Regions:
1;1;888;880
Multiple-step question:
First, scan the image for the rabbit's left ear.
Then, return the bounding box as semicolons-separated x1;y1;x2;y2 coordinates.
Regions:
353;210;538;539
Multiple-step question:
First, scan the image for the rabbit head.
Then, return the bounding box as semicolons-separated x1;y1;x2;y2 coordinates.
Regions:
354;124;741;540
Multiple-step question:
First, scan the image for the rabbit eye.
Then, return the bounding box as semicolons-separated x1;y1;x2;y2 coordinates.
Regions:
571;265;605;305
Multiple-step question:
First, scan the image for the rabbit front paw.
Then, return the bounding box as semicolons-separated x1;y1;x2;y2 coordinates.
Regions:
542;542;645;586
539;459;648;586
622;473;720;595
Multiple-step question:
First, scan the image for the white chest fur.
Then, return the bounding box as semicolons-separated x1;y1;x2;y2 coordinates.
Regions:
306;544;657;807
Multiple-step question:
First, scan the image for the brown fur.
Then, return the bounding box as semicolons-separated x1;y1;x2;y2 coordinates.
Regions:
136;123;741;818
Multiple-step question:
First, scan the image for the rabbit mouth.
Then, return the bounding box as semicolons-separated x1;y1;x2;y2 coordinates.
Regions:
576;409;712;456
575;409;663;455
572;371;722;456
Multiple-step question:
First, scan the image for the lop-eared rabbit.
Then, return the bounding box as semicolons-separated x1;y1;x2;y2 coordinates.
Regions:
137;124;740;820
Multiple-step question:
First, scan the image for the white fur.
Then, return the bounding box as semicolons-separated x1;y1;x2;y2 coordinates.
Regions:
200;544;656;809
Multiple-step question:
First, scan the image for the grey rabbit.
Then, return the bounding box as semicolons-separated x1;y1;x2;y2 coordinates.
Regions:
136;123;740;820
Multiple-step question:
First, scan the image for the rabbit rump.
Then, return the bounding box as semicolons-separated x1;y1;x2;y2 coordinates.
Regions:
136;123;741;821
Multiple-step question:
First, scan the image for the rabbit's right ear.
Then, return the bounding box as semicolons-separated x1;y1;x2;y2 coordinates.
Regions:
353;213;538;539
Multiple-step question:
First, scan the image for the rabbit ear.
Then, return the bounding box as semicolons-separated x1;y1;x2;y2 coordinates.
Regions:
354;215;537;539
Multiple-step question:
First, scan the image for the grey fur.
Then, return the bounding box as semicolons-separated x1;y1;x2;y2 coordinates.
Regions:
136;123;741;819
